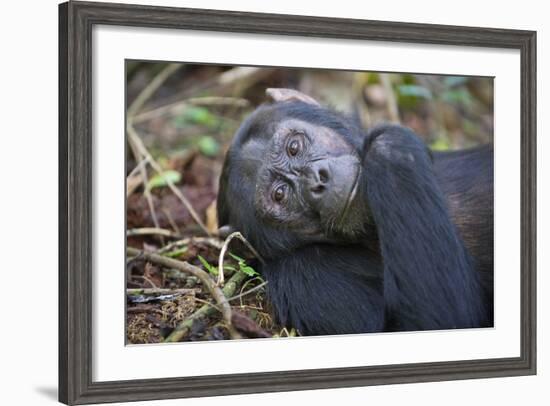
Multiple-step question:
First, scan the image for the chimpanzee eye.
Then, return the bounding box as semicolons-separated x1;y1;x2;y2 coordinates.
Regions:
287;139;300;156
272;184;287;203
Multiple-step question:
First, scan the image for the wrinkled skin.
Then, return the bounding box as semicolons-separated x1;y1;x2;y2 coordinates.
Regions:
217;89;493;335
250;117;364;240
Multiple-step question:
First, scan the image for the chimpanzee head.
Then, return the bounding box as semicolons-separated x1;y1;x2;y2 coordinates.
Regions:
217;88;367;258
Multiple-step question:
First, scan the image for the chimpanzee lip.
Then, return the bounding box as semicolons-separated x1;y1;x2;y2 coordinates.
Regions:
338;167;360;226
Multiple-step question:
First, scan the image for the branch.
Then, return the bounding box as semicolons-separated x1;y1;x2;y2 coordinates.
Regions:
135;66;273;119
380;73;400;123
163;268;248;342
128;135;163;244
127;63;181;117
133;96;250;124
127;126;210;236
127;247;241;340
127;288;196;295
126;64;183;244
157;237;224;254
217;231;265;286
227;281;268;302
126;62;210;236
127;227;181;238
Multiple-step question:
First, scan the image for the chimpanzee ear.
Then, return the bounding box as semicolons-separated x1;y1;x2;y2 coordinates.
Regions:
218;224;236;238
266;88;320;106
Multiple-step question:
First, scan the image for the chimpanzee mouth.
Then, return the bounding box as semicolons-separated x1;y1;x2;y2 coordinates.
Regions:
337;167;361;227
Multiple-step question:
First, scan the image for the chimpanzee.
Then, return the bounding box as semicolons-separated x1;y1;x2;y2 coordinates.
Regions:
217;88;493;336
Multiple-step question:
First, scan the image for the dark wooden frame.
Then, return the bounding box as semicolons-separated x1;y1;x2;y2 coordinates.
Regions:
59;1;537;404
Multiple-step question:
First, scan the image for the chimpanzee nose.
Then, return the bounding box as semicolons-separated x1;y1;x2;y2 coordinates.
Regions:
309;161;330;196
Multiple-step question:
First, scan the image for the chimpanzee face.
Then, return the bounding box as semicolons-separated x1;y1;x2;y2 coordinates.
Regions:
248;117;362;238
217;98;369;251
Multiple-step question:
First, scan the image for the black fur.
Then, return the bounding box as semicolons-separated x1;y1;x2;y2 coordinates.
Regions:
218;102;493;335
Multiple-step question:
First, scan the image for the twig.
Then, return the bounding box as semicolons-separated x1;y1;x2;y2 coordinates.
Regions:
126;62;210;236
162;208;180;235
127;288;196;295
127;63;181;117
127;287;197;304
128;138;163;245
236;277;264;307
380;73;400;123
141;66;273;117
127;156;149;180
126;156;149;197
352;72;371;128
131;274;158;289
126;64;182;243
157;237;224;254
217;232;265;286
163;269;248;342
127;227;181;238
227;281;268;303
127;247;241;339
127;126;210;236
126;172;143;197
192;297;222;311
133;96;250;124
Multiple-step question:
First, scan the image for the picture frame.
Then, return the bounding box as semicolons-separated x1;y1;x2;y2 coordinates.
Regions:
59;1;537;404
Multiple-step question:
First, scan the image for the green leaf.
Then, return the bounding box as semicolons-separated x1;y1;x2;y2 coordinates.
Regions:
441;89;473;107
430;138;451;151
401;74;417;85
444;76;468;88
173;106;219;128
147;170;181;190
184;107;215;125
229;253;245;262
240;265;258;277
228;253;258;277
397;85;432;99
197;136;220;157
163;246;188;258
223;265;237;271
198;255;218;276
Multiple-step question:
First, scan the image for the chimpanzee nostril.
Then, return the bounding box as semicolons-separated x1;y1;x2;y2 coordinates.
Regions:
307;161;330;198
318;168;329;183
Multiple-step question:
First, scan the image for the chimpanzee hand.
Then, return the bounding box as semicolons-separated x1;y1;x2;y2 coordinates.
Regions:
362;124;432;176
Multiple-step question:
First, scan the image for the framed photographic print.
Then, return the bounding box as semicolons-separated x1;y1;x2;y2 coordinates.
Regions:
59;1;536;404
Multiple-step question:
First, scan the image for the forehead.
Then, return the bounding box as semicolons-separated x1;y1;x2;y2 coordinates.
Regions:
241;117;353;158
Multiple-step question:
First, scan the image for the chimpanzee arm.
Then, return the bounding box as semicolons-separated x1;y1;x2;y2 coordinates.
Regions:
362;125;488;330
261;244;385;335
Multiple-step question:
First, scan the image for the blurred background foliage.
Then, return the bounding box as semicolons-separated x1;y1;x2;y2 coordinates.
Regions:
127;62;493;161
